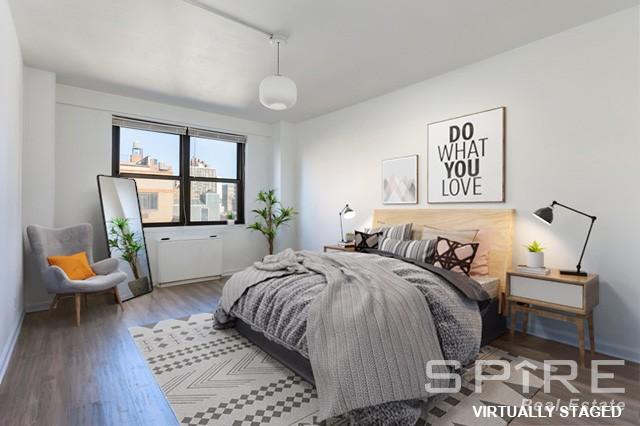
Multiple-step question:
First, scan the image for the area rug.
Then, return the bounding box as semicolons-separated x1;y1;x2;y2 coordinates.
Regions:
129;313;552;426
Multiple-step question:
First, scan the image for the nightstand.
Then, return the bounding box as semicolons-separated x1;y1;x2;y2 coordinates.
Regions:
506;269;599;367
323;244;355;253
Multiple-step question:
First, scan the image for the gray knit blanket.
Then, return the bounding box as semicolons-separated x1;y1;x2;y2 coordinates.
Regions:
214;250;484;422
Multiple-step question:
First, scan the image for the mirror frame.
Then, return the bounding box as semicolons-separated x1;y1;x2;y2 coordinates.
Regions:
96;174;154;300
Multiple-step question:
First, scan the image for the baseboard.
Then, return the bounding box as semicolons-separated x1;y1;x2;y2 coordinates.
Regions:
223;268;245;276
157;275;222;288
512;317;639;364
25;300;52;313
0;311;25;384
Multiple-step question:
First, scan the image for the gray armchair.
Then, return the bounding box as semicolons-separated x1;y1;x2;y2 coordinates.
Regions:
27;223;127;325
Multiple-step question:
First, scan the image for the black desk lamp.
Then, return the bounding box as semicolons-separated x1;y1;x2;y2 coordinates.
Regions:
339;204;356;243
533;201;596;276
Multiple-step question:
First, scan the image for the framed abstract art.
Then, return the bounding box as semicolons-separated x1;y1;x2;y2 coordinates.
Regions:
382;155;418;204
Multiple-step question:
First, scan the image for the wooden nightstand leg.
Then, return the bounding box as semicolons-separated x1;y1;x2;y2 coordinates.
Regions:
509;303;517;338
587;313;595;355
576;317;586;368
522;304;529;335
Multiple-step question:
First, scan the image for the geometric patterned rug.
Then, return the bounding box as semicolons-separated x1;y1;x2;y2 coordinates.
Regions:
129;313;551;426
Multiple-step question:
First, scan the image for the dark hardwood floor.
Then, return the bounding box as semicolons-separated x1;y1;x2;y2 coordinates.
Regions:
0;280;224;426
0;281;638;426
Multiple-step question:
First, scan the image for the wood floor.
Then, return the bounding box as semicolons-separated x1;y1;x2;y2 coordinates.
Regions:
0;280;638;426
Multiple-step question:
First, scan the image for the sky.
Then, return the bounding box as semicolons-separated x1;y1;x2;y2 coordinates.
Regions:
120;128;237;178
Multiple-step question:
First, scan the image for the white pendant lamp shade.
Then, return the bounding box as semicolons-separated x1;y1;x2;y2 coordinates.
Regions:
259;75;297;110
260;36;297;110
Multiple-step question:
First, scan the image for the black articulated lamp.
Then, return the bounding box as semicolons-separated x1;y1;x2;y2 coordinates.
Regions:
339;204;356;243
533;201;597;277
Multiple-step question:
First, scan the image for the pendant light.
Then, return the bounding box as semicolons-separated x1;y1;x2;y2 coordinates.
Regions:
259;36;297;110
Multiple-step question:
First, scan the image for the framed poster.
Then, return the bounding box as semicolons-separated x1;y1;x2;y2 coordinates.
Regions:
382;155;418;204
427;107;505;203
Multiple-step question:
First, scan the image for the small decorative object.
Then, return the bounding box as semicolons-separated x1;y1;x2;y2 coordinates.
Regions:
382;155;418;204
427;107;505;203
108;217;148;296
345;232;355;243
247;189;297;255
225;211;235;225
524;240;545;268
533;201;597;276
339;204;356;242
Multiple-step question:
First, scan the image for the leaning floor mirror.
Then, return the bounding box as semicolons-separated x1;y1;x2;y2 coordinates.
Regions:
97;175;153;300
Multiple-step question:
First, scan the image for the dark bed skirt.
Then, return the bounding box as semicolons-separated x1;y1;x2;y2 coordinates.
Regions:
235;297;506;387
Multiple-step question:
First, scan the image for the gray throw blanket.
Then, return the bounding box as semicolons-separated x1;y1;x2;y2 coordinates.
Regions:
217;249;450;421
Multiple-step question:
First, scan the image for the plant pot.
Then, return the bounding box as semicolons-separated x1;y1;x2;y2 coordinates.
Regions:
128;276;149;296
526;251;544;268
227;219;235;225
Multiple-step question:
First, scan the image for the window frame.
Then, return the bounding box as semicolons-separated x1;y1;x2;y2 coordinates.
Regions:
112;122;246;228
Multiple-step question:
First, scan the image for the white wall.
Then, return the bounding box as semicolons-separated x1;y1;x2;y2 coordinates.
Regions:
295;8;640;361
272;121;299;252
22;67;55;311
0;0;24;382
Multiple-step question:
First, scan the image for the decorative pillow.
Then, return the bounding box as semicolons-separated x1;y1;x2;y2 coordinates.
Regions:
354;230;382;251
432;237;479;276
47;251;96;280
470;248;490;276
422;225;479;243
368;223;413;240
379;237;436;263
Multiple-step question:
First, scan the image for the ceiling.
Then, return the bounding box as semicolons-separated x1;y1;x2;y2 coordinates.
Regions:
10;0;638;123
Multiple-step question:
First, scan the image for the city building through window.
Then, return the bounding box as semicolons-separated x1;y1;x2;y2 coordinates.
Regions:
112;117;245;226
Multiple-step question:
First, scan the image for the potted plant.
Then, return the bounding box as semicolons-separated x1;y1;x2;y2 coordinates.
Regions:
247;189;297;255
524;240;545;268
108;217;148;296
225;211;235;225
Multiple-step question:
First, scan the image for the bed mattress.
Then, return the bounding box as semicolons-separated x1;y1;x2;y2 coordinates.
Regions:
472;275;500;299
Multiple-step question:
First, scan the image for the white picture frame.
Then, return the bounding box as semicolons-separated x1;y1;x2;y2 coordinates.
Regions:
427;107;505;203
382;155;418;204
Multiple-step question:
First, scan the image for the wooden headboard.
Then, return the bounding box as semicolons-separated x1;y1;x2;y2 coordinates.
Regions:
372;209;515;292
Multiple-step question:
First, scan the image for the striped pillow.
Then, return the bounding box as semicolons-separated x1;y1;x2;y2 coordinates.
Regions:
378;237;436;263
368;223;413;240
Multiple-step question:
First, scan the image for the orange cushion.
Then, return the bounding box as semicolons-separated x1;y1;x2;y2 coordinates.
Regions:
47;251;96;280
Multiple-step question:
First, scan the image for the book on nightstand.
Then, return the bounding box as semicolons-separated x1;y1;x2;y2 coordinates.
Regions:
516;265;551;275
337;242;355;248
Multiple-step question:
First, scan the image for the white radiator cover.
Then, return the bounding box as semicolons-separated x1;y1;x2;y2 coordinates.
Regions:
156;236;223;285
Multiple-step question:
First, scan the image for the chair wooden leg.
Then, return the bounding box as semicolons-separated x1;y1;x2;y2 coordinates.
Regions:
74;294;81;326
113;287;124;312
49;294;60;310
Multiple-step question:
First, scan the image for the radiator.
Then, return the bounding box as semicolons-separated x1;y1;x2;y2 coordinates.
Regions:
156;236;222;285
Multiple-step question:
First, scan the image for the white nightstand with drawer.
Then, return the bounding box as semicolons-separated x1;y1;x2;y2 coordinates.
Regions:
506;270;599;367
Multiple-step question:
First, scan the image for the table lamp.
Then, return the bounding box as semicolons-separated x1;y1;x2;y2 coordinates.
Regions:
339;204;356;243
533;201;596;276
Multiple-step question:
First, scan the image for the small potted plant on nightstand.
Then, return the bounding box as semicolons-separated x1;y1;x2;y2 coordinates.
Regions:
525;240;545;268
225;212;235;225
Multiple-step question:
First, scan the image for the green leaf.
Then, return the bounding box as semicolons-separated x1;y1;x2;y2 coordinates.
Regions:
246;190;297;252
525;240;544;252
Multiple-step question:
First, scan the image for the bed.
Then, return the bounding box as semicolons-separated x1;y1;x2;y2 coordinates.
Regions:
215;208;514;423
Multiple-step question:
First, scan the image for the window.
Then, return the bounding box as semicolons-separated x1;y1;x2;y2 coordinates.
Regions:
112;116;245;227
138;192;159;210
